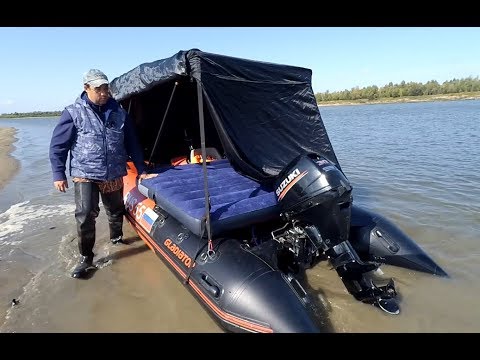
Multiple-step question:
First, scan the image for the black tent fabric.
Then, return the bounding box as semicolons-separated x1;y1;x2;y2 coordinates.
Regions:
110;49;340;183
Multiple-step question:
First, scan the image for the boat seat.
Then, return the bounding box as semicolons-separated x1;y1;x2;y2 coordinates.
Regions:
138;159;280;237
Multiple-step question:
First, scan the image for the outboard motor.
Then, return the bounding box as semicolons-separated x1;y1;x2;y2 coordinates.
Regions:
275;153;353;243
273;153;400;315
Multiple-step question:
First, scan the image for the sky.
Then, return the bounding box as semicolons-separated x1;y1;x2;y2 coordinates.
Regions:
1;27;479;114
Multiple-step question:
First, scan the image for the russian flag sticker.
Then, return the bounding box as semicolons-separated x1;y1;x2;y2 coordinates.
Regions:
140;207;159;233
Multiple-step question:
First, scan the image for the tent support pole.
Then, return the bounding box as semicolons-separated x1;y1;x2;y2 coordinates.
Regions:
147;81;179;167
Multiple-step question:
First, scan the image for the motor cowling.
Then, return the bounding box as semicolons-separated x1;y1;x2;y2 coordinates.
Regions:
274;153;353;245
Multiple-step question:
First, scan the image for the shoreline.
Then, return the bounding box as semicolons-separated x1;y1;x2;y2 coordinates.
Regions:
317;93;480;107
2;94;480;118
0;127;20;191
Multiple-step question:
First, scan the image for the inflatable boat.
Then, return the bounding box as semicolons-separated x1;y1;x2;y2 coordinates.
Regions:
111;49;447;333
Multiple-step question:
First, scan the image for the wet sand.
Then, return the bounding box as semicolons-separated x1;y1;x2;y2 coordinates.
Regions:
0;127;19;191
1;217;223;333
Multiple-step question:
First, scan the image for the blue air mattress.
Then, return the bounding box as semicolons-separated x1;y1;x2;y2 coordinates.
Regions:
138;159;280;237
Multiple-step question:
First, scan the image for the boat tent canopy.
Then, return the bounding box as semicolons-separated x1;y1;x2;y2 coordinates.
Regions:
110;49;340;183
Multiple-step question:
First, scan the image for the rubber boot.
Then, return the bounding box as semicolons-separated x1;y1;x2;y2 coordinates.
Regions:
71;255;95;278
102;188;126;245
111;235;126;245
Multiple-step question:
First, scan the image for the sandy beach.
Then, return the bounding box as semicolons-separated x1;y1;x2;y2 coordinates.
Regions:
0;127;20;191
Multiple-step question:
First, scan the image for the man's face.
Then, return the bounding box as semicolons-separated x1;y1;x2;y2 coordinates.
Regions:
85;84;110;105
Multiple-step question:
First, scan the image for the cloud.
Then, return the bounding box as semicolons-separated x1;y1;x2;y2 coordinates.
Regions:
0;99;14;106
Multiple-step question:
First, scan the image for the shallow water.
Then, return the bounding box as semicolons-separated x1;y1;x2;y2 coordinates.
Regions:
0;100;479;332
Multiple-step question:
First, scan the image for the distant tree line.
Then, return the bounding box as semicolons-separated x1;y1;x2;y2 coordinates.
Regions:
315;76;480;102
1;76;480;118
0;110;61;118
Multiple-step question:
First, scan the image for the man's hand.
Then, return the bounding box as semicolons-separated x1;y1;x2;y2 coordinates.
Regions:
54;180;68;192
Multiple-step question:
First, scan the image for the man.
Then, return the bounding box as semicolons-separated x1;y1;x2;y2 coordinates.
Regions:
49;69;151;279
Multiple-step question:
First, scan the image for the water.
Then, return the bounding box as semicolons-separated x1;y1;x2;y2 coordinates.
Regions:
312;100;480;332
0;100;479;332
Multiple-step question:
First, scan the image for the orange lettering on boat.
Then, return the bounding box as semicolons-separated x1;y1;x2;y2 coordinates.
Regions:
164;238;195;268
